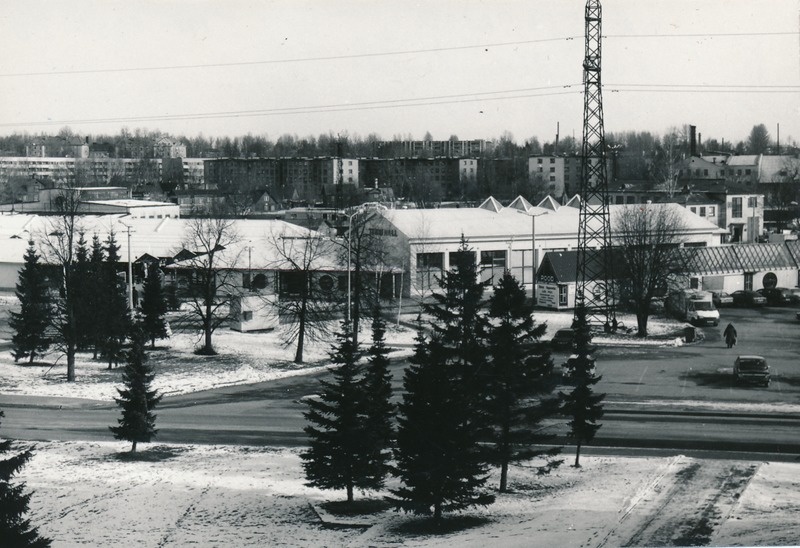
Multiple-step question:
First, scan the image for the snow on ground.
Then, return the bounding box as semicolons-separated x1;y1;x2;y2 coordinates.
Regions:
0;305;687;403
18;441;800;547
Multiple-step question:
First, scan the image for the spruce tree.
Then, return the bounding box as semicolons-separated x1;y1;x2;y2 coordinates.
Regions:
390;332;494;520
560;305;605;467
72;231;92;350
0;409;52;547
89;234;106;359
484;272;562;492
391;237;495;520
10;241;52;364
301;323;371;502
109;325;162;453
100;231;131;369
140;265;168;349
360;308;394;489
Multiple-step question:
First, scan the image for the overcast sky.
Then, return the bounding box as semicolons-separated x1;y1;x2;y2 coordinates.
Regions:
1;0;798;145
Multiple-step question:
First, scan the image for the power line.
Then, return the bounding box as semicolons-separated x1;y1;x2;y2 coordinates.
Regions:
1;30;796;78
1;82;797;128
0;36;580;78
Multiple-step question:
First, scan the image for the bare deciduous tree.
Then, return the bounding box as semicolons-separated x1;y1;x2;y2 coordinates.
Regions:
613;204;694;337
176;216;242;355
37;187;83;381
267;227;337;363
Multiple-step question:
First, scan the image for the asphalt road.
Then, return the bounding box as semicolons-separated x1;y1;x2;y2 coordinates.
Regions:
0;303;798;457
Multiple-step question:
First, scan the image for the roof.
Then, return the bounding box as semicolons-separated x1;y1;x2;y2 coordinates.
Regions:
379;201;724;243
84;199;176;208
726;155;760;166
680;243;796;275
0;213;321;269
537;248;627;284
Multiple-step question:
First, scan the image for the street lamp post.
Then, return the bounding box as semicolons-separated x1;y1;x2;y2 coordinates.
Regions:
118;219;134;313
517;209;547;304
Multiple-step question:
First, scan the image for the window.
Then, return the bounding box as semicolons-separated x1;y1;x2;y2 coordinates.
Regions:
550;158;555;164
416;252;444;290
732;197;743;218
708;206;715;216
558;285;568;306
537;158;543;164
699;206;706;216
549;175;556;182
480;250;506;283
748;196;758;208
690;207;696;214
242;311;253;322
703;169;708;176
744;272;753;291
737;169;742;176
745;169;751;175
550;167;556;173
695;169;700;176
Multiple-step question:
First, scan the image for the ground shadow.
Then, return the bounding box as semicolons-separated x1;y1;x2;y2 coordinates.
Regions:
391;514;491;536
320;499;393;517
106;444;188;462
679;370;735;389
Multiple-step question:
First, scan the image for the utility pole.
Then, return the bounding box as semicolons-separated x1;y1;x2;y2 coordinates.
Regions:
575;0;616;328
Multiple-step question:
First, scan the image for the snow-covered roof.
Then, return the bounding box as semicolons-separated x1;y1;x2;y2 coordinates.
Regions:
379;201;724;243
0;213;321;268
727;155;760;166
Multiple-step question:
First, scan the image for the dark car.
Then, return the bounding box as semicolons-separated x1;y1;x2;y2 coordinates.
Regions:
733;355;770;386
730;290;767;307
550;328;576;350
786;287;800;305
710;291;733;307
757;287;792;306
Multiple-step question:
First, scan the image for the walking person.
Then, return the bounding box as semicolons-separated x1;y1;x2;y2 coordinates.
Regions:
723;322;737;348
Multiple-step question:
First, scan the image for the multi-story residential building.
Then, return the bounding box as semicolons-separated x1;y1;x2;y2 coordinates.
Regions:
26;136;89;159
153;137;187;158
374;139;491;158
204;157;360;206
528;155;614;199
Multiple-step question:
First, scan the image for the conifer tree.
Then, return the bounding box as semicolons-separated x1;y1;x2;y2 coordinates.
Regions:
560;305;605;467
140;265;168;349
360;307;394;489
72;231;93;350
484;271;562;492
302;323;371;502
89;234;106;359
109;325;161;453
100;231;131;369
0;409;52;547
391;238;495;520
390;332;494;520
10;241;52;364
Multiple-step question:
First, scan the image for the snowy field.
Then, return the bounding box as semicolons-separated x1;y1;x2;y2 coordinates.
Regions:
6;299;798;546
18;441;800;547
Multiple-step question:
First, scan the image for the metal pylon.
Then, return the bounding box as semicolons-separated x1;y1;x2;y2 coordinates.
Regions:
575;0;616;328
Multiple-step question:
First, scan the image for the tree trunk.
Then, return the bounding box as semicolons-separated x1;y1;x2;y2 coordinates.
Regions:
500;462;509;493
636;309;649;338
346;484;353;503
574;441;582;468
67;342;75;382
131;440;137;453
434;501;442;521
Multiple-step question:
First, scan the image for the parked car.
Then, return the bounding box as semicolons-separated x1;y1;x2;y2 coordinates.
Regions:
730;290;767;307
757;287;792;306
787;287;800;304
550;328;576;350
710;291;733;307
733;355;770;386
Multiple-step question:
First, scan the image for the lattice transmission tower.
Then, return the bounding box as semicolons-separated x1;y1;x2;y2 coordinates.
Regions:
575;0;616;328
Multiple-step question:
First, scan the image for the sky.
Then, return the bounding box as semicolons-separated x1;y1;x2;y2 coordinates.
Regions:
1;0;799;146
